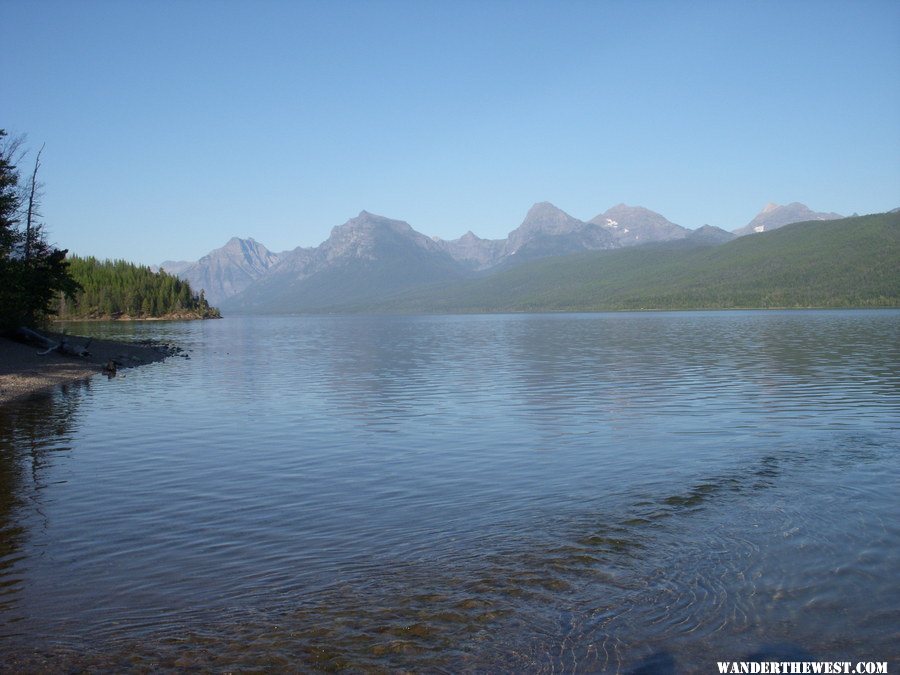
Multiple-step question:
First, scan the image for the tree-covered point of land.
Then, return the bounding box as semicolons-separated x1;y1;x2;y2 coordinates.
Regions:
0;129;80;330
57;256;220;320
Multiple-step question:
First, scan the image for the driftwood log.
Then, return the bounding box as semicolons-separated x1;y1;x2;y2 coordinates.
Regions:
13;327;92;358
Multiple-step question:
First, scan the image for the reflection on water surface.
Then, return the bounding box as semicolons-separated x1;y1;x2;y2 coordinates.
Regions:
1;311;898;671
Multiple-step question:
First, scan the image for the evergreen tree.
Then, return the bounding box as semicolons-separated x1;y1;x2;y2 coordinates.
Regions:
0;130;79;330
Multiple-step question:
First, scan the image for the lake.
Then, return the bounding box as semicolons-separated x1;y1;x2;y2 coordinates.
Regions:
1;311;898;671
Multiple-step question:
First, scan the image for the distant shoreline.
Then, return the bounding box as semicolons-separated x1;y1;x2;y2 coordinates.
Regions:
217;305;900;318
54;313;220;322
0;330;178;405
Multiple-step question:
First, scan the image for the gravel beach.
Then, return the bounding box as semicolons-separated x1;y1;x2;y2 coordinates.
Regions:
0;330;175;405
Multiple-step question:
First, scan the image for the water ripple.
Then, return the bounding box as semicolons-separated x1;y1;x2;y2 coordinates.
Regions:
1;311;898;671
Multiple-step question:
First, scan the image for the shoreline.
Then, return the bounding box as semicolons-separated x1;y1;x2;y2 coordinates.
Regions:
0;330;178;405
54;313;218;322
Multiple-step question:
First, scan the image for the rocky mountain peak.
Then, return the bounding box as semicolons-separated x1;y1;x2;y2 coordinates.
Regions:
518;202;581;231
526;201;566;216
339;210;413;235
161;236;279;305
506;202;588;253
601;203;668;221
219;236;265;256
589;204;687;245
321;211;441;264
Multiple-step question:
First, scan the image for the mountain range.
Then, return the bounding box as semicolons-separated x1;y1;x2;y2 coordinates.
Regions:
222;212;467;314
372;212;899;313
157;201;898;313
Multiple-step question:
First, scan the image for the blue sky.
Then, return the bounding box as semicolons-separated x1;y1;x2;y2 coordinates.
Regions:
3;0;899;264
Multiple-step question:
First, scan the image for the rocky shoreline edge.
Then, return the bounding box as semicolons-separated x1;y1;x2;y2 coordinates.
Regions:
0;329;185;405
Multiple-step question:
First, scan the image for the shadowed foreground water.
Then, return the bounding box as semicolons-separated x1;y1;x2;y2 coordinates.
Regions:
1;311;898;672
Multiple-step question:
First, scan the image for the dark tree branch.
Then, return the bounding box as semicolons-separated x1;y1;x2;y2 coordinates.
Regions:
25;143;45;261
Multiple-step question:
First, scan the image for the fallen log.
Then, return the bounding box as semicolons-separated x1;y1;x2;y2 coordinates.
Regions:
13;326;57;350
13;327;92;358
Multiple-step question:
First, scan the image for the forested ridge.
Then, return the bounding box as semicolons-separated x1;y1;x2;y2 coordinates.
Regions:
369;212;900;313
57;256;220;320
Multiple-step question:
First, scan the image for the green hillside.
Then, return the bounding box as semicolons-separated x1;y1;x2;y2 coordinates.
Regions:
57;256;221;320
375;212;900;312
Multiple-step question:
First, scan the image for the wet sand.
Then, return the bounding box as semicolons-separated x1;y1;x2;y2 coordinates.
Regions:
0;330;174;405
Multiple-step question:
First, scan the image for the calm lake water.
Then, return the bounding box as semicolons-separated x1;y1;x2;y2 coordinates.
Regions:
1;311;898;672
